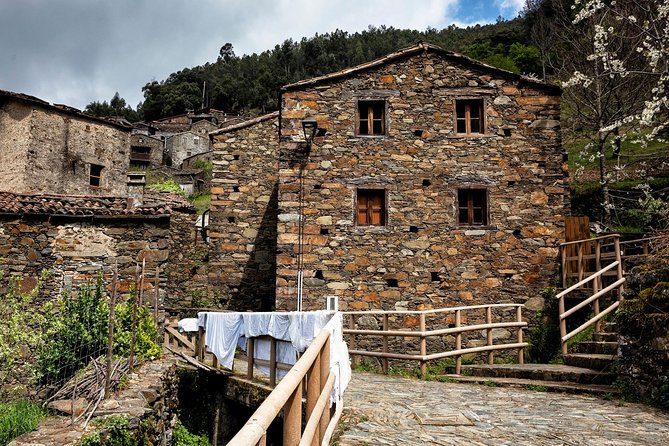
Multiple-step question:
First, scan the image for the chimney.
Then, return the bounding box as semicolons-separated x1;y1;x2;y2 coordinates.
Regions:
127;172;146;207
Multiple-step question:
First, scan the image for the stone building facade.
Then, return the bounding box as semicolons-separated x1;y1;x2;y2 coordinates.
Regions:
209;43;567;316
0;89;131;196
130;134;164;168
0;191;205;310
165;131;211;168
209;112;279;311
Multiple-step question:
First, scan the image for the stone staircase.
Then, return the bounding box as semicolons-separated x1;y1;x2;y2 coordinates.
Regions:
446;322;620;396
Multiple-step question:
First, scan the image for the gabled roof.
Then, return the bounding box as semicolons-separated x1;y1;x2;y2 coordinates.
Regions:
209;111;279;136
0;191;192;218
282;42;560;93
0;89;133;130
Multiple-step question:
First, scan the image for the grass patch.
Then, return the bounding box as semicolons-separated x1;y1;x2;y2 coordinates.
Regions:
190;192;211;215
0;400;45;445
526;384;548;392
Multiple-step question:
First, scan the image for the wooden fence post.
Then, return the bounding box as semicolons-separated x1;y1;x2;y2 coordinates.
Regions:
104;265;118;398
486;306;494;365
382;314;389;374
283;381;303;445
419;313;427;379
306;351;321;445
615;236;624;298
349;315;359;368
516;306;524;364
594;239;602;332
319;335;331;445
247;337;255;380
270;338;277;386
455;309;462;375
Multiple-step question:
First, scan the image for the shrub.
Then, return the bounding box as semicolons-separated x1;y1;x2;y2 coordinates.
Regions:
526;287;561;363
172;420;210;446
0;271;50;398
113;301;161;361
38;277;109;385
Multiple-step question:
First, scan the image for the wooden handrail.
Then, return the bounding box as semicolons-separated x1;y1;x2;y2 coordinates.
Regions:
228;328;336;446
556;261;620;298
560;234;621;247
345;303;526;377
340;303;524;316
558;234;626;355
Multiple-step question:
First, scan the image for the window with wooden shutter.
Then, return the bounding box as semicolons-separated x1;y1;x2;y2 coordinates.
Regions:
457;188;488;226
357;189;386;226
455;99;484;135
357;100;386;136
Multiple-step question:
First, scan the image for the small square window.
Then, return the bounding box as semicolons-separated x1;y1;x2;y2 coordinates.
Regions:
455;99;484;135
90;164;103;187
357;100;386;136
357;189;386;226
193;136;199;145
458;189;488;226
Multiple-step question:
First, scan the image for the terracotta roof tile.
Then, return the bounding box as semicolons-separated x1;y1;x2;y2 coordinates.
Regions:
0;191;179;218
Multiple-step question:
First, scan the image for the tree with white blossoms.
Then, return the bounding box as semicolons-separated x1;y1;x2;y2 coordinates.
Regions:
563;0;669;224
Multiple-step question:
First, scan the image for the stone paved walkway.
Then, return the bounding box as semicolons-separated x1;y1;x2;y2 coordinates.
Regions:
336;372;669;445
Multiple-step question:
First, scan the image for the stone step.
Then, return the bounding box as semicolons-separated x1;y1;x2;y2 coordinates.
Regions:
443;375;617;396
564;353;617;371
460;363;614;385
604;321;618;331
593;332;618;342
572;341;618;355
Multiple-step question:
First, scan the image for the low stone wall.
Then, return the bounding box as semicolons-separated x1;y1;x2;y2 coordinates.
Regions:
10;358;179;446
617;251;669;409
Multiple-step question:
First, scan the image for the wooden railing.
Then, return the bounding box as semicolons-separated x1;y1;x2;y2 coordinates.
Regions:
227;328;336;446
557;235;626;355
560;234;659;288
343;304;527;378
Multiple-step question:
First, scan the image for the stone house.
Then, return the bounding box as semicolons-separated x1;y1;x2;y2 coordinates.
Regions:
0;190;208;310
165;131;211;168
130;134;164;168
0;89;131;196
210;42;567;316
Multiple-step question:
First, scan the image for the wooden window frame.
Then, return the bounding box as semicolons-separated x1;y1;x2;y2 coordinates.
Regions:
356;188;387;227
89;164;103;188
456;188;489;227
356;99;387;136
455;98;485;135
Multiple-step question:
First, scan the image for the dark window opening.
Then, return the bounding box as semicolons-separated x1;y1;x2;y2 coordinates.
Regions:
386;278;399;287
503;128;512;137
232;186;240;192
356;189;386;226
455;99;484;135
422;179;431;187
357;100;385;136
130;146;151;168
457;189;488;226
320;228;329;235
316;128;327;137
409;226;418;233
89;164;103;187
315;270;325;280
313;184;321;190
227;216;236;223
431;272;440;282
508;181;516;186
233;154;240;160
414;129;424;137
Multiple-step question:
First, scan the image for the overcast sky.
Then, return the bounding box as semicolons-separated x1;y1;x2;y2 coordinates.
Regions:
0;0;525;111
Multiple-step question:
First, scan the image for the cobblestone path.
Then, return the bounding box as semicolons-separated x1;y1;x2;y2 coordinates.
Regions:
336;372;669;445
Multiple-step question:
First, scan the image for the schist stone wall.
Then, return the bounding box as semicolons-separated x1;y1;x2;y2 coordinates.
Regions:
0;93;130;195
208;112;280;311
276;46;568;314
0;194;204;310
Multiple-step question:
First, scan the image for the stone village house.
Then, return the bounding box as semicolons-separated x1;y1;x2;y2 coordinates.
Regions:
0;89;131;196
209;43;568;320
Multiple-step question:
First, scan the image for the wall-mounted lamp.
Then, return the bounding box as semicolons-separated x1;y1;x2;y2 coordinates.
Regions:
302;118;318;144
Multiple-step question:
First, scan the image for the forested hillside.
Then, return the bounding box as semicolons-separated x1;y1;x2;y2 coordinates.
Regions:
88;18;541;121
